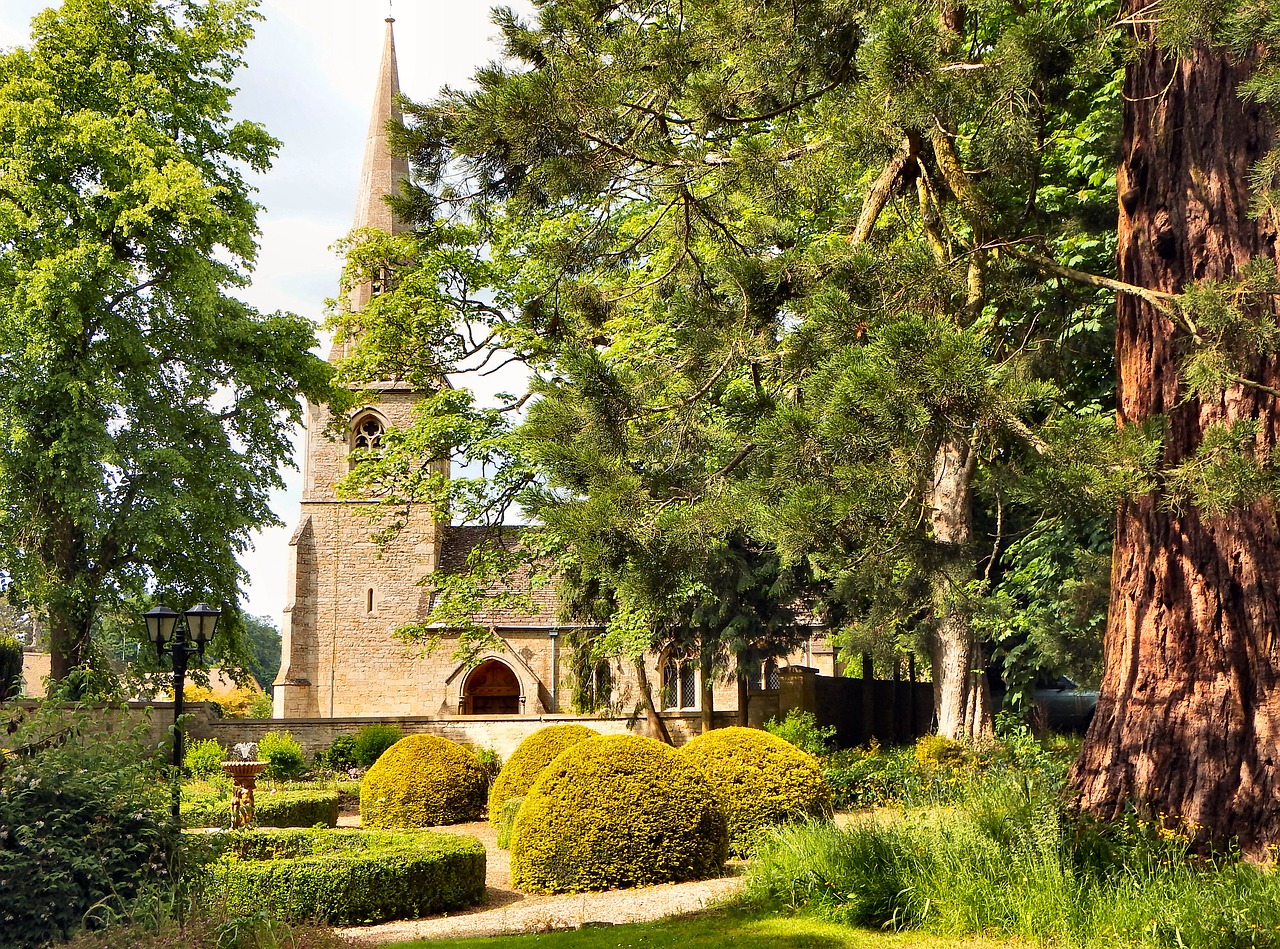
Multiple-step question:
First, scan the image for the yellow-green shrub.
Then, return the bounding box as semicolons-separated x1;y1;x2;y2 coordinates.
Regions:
510;734;727;893
488;723;598;825
916;734;972;770
677;726;832;856
200;828;485;925
360;735;487;828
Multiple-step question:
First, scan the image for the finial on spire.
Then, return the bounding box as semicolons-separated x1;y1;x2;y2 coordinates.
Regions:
387;0;393;22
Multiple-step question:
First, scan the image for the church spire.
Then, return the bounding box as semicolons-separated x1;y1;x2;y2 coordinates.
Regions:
353;17;410;237
339;17;411;357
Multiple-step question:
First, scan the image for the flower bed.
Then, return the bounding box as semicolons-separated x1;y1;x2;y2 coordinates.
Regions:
199;827;486;925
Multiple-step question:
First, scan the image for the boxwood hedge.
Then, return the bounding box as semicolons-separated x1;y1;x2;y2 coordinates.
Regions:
676;726;832;856
181;789;340;829
488;724;597;826
200;828;485;925
510;733;727;893
361;735;488;828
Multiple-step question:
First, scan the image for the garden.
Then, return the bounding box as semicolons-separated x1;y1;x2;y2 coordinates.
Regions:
6;704;1280;949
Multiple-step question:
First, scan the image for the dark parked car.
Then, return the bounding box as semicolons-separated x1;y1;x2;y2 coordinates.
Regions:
991;671;1099;733
1031;674;1098;733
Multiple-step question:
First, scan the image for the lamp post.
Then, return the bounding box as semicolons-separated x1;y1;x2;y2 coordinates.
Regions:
143;599;221;824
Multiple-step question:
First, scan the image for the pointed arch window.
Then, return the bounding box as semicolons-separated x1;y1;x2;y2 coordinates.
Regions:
353;415;384;452
660;649;698;710
583;659;613;709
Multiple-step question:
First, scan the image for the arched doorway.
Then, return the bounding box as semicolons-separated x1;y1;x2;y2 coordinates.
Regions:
461;659;522;715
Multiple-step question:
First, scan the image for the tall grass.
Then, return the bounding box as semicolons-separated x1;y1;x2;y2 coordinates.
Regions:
747;776;1280;948
822;728;1077;810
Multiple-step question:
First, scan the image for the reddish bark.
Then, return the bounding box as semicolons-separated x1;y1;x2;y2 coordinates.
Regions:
1070;31;1280;853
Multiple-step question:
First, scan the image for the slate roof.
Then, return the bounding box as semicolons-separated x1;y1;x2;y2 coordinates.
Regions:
429;525;564;627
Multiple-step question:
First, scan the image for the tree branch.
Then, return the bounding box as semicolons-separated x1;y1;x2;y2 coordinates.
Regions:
1001;245;1177;315
851;134;920;246
711;442;756;481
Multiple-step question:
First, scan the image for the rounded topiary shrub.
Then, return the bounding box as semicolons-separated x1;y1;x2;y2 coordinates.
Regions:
360;734;488;828
509;733;728;893
677;726;832;857
488;723;599;825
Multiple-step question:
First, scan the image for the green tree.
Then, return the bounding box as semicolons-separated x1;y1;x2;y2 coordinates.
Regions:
0;0;332;686
334;0;1127;740
242;612;281;692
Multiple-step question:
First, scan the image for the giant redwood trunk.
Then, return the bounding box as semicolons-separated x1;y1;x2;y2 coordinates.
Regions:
928;434;993;740
1070;29;1280;854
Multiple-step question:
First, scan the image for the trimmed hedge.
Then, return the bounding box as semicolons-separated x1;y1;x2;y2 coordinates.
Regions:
361;734;488;828
200;828;486;925
182;789;339;829
510;733;727;893
488;723;598;826
677;726;832;856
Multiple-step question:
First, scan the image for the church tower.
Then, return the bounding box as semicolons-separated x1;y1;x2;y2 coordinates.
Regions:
274;18;447;718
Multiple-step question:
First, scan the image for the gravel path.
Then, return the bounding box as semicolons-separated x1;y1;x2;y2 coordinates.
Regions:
334;819;746;945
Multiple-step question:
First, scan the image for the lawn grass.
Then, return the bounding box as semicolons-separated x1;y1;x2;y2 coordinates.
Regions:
383;906;1021;949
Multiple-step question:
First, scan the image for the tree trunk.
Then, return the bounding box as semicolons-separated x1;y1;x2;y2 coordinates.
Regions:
699;643;716;733
634;659;674;745
47;612;92;683
927;433;992;740
45;516;93;683
1070;30;1280;854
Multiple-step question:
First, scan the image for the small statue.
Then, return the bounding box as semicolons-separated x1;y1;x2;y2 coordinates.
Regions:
230;784;255;829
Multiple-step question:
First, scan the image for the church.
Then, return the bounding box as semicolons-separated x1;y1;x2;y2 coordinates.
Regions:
272;19;837;731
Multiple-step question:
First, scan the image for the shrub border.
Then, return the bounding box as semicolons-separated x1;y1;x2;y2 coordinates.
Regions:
181;789;340;829
199;828;486;925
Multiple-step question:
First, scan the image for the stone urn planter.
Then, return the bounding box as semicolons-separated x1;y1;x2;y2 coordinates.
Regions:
222;749;269;829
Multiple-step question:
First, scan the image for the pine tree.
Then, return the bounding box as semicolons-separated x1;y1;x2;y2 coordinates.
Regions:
333;0;1125;739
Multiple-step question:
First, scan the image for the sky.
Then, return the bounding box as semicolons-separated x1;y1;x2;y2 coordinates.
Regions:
0;0;534;628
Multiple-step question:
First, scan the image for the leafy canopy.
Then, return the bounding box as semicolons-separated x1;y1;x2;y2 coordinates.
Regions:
0;0;333;683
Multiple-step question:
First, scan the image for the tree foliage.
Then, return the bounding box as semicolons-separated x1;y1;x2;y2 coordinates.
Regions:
331;0;1129;738
0;0;333;685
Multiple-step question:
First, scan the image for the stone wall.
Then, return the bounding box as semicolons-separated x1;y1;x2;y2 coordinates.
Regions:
197;708;737;758
2;701;738;760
